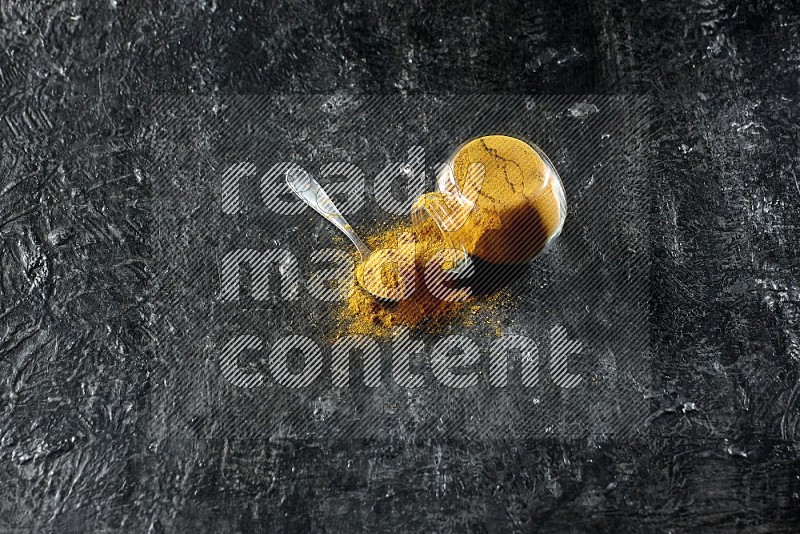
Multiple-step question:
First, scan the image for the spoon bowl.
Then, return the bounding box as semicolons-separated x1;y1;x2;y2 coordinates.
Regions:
285;168;398;302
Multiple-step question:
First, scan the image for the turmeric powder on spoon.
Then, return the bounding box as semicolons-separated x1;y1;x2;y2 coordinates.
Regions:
343;217;470;338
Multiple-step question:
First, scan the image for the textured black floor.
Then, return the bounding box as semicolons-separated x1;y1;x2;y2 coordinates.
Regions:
1;0;799;531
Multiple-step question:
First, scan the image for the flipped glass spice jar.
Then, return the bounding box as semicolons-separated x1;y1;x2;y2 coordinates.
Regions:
410;134;567;270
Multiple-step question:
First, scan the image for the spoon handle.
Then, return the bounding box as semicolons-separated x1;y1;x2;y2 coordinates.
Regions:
285;168;372;261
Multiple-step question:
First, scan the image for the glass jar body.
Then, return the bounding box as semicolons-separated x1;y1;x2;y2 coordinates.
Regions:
411;135;567;267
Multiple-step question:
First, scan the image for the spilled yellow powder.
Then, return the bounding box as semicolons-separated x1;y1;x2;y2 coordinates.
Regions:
338;218;474;339
354;242;409;301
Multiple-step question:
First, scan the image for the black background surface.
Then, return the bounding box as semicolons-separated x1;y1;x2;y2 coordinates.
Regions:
1;0;799;531
150;94;651;444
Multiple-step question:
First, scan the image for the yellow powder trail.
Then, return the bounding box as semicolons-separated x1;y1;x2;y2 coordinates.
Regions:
337;218;473;339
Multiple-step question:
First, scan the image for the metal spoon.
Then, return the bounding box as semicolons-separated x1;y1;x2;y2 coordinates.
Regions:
285;168;406;301
285;167;372;261
285;167;471;302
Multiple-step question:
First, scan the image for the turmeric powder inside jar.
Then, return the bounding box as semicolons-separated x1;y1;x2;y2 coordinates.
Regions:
413;135;565;265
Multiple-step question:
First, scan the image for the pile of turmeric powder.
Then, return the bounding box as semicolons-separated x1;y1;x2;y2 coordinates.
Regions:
338;218;474;338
